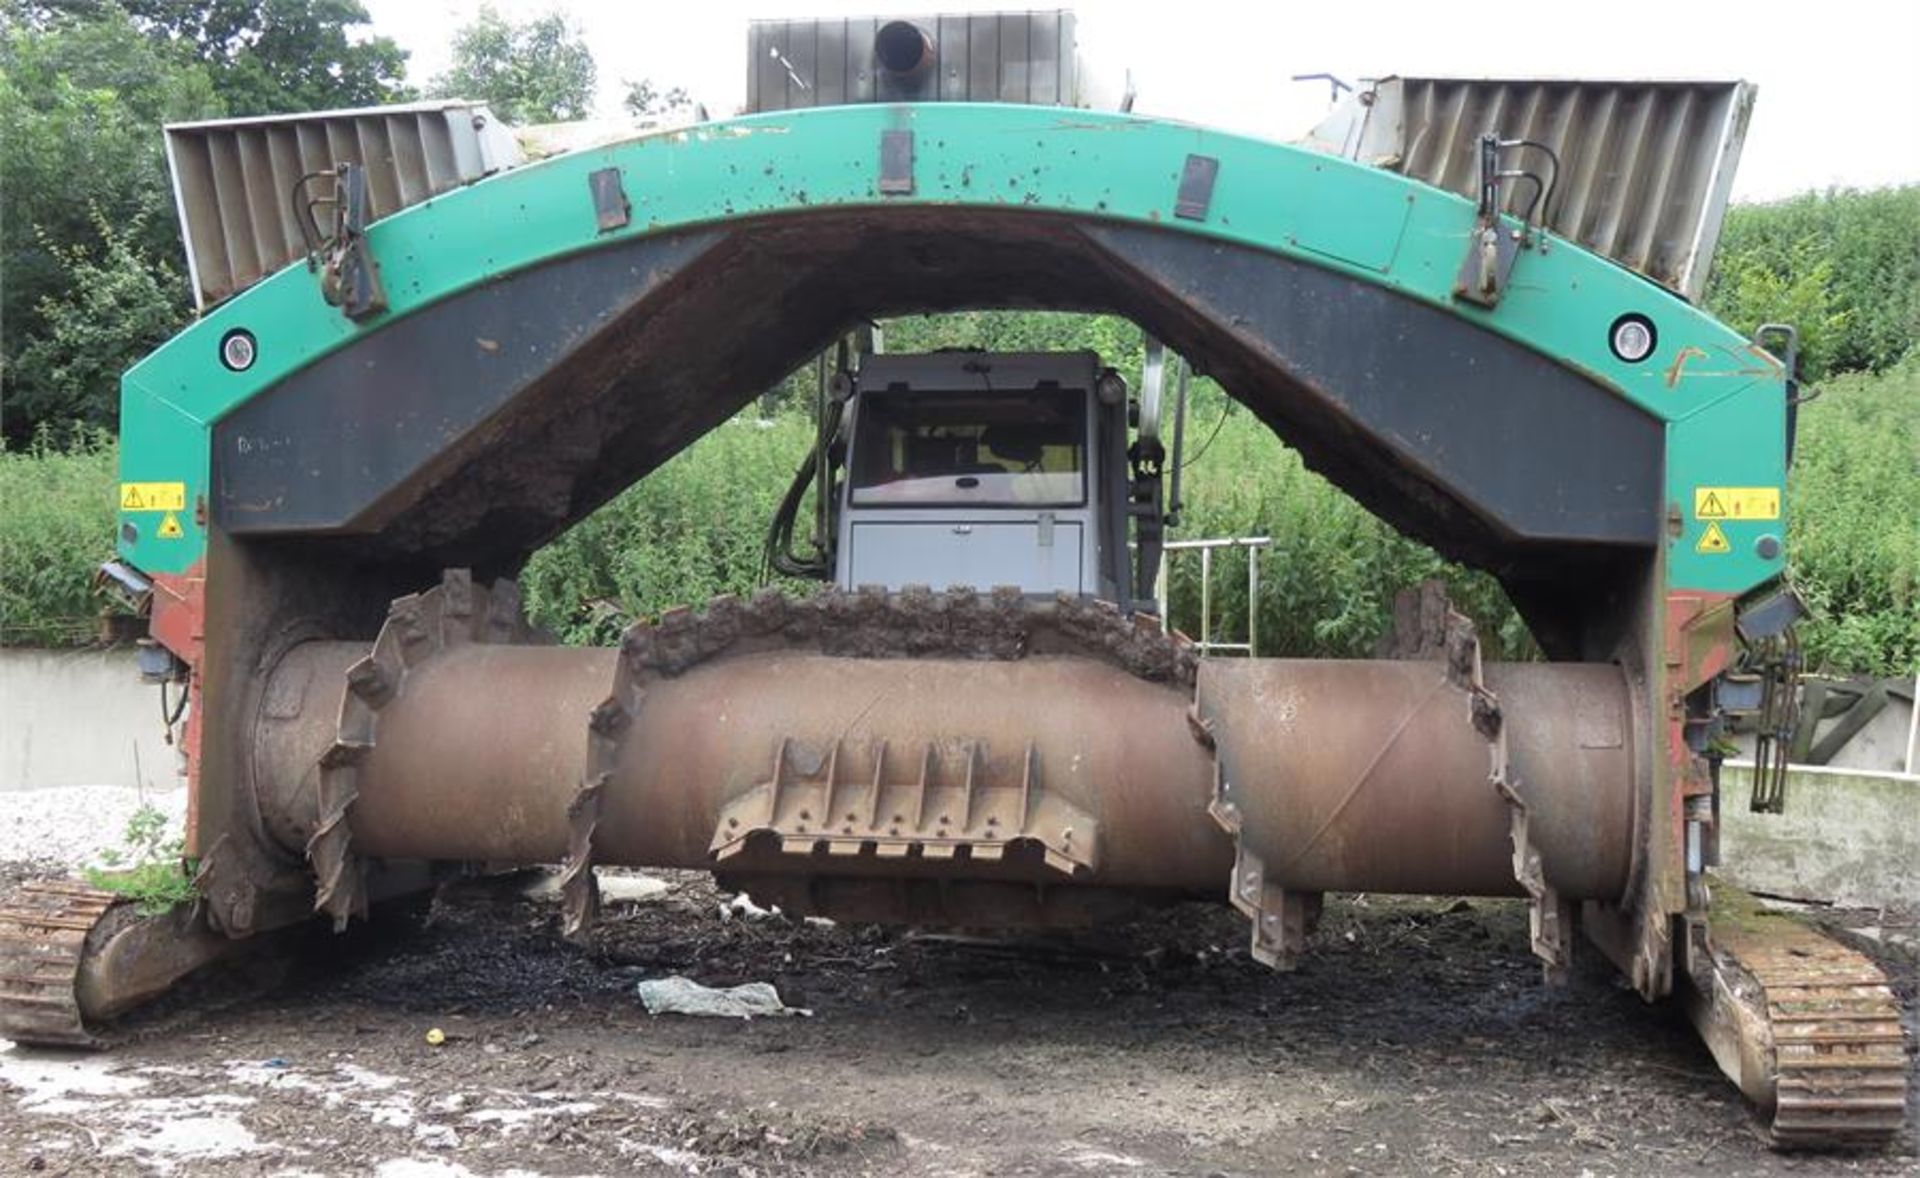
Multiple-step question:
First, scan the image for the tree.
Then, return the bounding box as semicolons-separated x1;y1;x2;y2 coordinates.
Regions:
1707;188;1920;381
0;3;222;437
27;0;412;116
431;6;596;125
622;78;690;119
9;216;190;431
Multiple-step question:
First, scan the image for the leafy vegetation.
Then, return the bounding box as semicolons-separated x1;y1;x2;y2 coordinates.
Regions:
1705;187;1920;381
0;0;409;442
430;6;595;125
623;77;692;120
522;416;816;646
1785;350;1920;675
82;802;196;914
0;427;122;646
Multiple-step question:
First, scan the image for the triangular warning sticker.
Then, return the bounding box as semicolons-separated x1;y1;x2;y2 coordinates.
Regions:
123;487;145;510
1696;521;1730;555
1698;492;1727;518
157;512;184;539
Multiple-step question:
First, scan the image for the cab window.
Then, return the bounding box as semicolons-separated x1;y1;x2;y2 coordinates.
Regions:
850;386;1086;506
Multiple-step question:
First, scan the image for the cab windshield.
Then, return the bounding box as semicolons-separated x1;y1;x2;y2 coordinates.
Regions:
850;386;1087;506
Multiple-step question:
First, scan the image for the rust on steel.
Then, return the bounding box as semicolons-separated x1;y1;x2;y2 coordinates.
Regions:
306;570;548;928
1685;885;1909;1148
1444;609;1579;983
711;737;1100;877
1194;655;1636;960
256;577;1635;932
0;880;242;1047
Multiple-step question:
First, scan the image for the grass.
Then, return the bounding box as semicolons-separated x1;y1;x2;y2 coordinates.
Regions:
0;425;121;645
81;802;196;914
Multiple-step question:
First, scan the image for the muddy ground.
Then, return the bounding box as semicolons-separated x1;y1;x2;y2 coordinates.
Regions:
1;865;1913;1177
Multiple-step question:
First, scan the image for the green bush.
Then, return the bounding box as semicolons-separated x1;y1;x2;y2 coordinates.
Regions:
1159;400;1532;658
82;802;195;914
1786;350;1920;676
0;426;118;645
521;414;815;644
1706;187;1920;381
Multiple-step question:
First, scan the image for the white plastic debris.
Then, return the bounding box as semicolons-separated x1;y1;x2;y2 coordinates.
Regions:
718;893;781;922
635;976;810;1019
521;868;667;905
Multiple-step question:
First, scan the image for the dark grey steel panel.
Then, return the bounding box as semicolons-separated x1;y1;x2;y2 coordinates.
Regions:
212;210;1657;611
213;232;722;533
999;14;1030;103
815;20;849;107
1028;14;1061;104
937;14;970;101
1081;224;1662;546
968;17;998;100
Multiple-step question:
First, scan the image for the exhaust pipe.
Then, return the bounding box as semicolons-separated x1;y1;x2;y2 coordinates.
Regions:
875;20;936;87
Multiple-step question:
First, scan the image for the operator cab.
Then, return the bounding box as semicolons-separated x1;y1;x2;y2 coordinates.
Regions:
842;352;1110;598
767;345;1180;612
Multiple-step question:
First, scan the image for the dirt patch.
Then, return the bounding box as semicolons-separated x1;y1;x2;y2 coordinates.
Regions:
1;867;1913;1175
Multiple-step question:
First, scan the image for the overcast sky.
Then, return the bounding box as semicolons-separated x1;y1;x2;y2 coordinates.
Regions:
362;0;1920;201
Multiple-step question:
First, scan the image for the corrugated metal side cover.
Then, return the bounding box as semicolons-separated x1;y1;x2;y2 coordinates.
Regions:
747;11;1077;112
1305;78;1756;302
165;100;523;310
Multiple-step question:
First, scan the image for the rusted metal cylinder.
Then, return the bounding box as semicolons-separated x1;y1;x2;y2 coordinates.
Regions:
600;652;1231;889
1196;659;1635;899
259;644;1229;885
256;643;1633;901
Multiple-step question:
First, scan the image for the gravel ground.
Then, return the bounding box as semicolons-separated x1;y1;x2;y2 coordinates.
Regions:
0;785;186;869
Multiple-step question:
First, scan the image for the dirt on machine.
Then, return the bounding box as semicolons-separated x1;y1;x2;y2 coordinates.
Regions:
1;9;1907;1155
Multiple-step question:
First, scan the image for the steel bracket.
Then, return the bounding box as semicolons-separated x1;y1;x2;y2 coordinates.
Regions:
1452;222;1520;308
712;738;1097;877
588;167;631;232
316;163;387;321
879;129;914;195
1174;154;1219;221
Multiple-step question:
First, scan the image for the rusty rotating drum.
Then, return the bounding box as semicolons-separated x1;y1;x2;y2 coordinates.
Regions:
253;616;1635;915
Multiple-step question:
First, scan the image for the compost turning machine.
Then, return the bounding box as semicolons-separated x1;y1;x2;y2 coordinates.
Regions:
2;12;1906;1150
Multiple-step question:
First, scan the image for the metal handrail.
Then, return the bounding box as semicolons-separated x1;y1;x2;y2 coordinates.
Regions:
1154;536;1271;656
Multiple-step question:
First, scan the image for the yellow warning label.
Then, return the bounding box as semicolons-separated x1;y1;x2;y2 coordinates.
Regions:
1694;486;1779;521
156;512;185;539
120;482;186;512
1696;521;1731;555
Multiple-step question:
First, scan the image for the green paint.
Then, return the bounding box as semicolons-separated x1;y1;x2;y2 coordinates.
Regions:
118;102;1785;596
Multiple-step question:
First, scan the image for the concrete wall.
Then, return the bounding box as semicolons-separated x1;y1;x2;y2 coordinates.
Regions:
1720;762;1920;908
0;648;181;791
1729;688;1916;776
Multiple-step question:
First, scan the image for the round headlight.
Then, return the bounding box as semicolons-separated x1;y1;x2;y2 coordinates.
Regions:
220;329;258;372
1608;314;1657;364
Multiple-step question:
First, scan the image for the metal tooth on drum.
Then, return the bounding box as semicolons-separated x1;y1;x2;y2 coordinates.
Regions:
311;570;550;929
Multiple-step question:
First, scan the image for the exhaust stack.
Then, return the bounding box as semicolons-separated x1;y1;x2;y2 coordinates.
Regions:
874;20;936;87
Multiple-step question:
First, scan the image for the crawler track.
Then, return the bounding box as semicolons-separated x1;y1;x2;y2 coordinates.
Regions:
1729;924;1910;1148
0;879;122;1047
